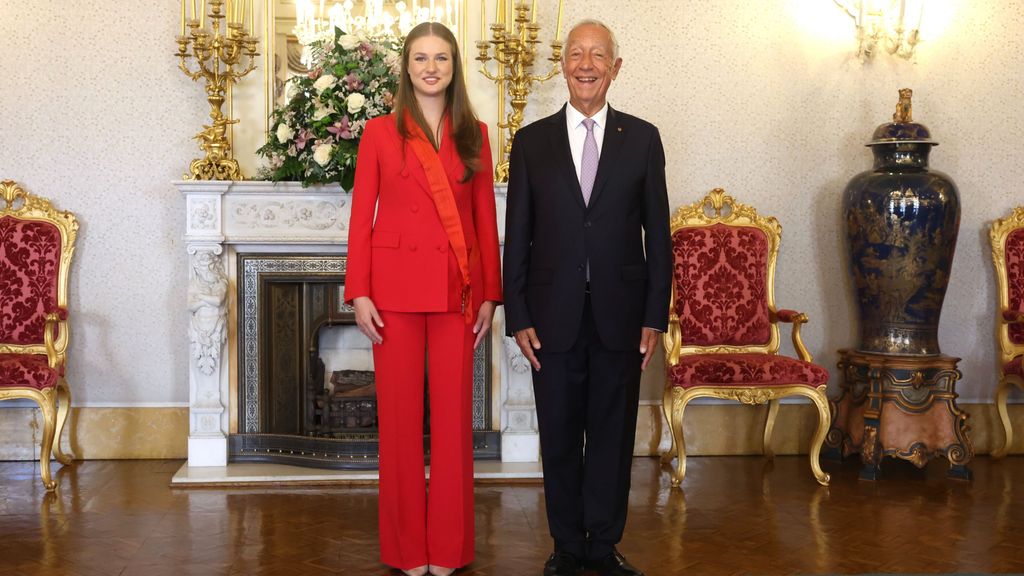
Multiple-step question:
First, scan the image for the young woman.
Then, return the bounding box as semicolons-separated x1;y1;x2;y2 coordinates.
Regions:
344;22;502;576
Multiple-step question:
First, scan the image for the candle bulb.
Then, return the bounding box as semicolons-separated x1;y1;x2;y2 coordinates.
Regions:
181;0;186;35
200;0;206;27
530;0;536;23
497;0;503;24
249;0;253;33
555;0;563;40
480;0;485;38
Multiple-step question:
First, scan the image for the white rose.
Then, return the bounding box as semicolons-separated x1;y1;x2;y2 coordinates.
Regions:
313;143;334;167
313;74;337;94
346;93;366;114
275;123;294;143
338;34;360;50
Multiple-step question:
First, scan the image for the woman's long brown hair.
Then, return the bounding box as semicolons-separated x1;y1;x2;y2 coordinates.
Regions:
394;22;482;182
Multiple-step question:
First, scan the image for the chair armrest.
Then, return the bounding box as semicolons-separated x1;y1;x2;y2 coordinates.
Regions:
43;308;68;370
663;311;682;367
1003;309;1024;324
775;309;804;323
772;308;813;363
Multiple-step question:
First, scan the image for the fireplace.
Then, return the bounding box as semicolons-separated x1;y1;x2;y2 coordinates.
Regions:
177;180;539;470
229;254;498;469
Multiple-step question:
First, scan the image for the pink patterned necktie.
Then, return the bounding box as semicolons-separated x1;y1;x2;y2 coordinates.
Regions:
580;117;598;205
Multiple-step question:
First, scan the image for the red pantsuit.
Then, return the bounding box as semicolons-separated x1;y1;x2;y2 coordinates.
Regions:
344;114;501;570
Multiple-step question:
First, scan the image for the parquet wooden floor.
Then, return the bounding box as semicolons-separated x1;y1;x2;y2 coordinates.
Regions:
2;456;1023;575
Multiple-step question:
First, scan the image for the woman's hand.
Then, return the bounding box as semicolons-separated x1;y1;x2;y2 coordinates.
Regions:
353;296;384;344
473;301;497;349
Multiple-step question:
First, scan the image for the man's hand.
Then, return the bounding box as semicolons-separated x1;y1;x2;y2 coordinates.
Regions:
353;296;384;344
640;327;659;371
514;327;542;371
473;301;497;349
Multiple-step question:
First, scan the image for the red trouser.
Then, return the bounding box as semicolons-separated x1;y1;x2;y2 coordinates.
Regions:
374;309;475;570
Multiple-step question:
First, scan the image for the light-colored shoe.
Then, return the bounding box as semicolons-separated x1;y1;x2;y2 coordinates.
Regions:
402;566;429;576
428;566;455;576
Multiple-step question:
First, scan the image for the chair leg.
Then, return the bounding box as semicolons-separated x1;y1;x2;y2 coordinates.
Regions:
668;389;690;489
35;388;58;492
763;399;779;460
992;379;1013;459
52;380;74;465
660;385;675;464
806;388;831;487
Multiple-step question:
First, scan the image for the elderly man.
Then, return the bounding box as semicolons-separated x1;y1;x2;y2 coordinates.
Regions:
503;18;671;576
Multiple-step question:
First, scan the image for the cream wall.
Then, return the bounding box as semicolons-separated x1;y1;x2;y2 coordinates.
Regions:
2;1;1023;459
1;1;198;407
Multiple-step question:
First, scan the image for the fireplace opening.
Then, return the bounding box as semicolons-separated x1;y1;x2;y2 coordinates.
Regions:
310;323;432;436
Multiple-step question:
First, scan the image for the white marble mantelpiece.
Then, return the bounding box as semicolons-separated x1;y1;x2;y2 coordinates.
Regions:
176;180;538;470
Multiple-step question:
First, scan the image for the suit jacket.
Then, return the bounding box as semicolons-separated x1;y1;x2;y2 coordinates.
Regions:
344;115;503;317
503;104;671;353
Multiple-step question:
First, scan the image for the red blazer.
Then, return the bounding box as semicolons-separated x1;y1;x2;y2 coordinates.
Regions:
344;115;502;318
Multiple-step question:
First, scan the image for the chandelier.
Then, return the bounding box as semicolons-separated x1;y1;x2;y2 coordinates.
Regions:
294;0;460;56
834;0;925;60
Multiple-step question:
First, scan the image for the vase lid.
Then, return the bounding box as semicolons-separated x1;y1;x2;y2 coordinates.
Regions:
867;88;937;146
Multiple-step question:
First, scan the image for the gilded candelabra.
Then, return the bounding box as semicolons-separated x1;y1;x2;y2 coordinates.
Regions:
477;1;563;183
176;0;260;180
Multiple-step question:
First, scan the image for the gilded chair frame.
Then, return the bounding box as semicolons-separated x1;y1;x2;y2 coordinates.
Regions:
989;207;1024;458
661;188;830;487
0;180;79;490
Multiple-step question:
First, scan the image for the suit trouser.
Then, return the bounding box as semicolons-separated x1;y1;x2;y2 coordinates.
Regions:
532;294;643;561
374;310;475;570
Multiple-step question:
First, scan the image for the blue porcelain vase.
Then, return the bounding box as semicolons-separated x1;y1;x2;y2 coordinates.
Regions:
844;89;960;356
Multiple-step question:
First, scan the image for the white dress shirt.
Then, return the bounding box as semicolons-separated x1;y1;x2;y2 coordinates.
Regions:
566;101;609;183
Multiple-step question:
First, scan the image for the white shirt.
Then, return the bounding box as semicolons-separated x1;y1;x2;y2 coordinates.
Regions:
566;101;609;183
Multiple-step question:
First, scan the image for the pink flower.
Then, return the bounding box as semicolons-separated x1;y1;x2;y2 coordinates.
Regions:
345;72;364;91
358;42;375;59
308;67;322;80
327;116;353;140
294;128;313;150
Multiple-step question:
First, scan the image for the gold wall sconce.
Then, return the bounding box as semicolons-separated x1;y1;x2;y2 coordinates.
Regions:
834;0;925;60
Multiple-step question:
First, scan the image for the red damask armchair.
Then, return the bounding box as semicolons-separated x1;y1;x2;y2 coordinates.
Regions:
989;207;1024;458
0;180;79;491
662;189;831;487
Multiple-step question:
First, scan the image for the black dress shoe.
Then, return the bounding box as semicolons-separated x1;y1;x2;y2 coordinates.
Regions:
543;551;582;576
590;550;644;576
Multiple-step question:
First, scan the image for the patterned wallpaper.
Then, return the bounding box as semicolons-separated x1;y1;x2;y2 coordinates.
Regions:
1;0;1021;405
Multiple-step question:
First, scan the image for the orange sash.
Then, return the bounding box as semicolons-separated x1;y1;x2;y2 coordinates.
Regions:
404;113;473;323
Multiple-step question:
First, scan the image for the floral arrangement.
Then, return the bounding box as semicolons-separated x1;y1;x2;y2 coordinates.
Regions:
258;29;401;189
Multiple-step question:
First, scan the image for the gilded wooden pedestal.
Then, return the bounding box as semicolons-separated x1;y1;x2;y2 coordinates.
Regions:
826;349;973;480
